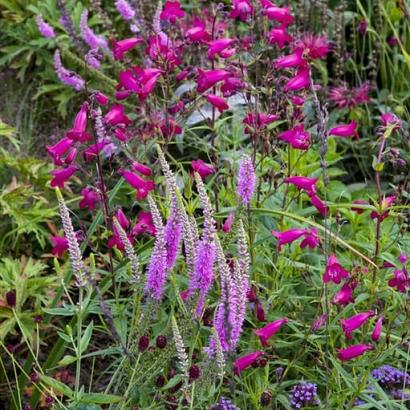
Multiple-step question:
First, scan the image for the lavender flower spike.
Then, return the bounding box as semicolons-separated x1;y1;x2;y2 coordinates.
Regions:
157;146;183;269
189;173;217;316
115;0;135;21
35;15;55;38
237;154;256;206
53;50;85;91
145;195;168;300
56;188;85;287
80;10;108;50
113;217;140;282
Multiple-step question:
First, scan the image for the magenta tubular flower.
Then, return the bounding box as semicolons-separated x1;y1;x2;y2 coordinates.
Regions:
272;228;307;251
46;138;74;164
114;128;129;142
388;268;410;292
243;112;279;134
94;91;109;105
131;161;152;176
370;195;396;222
398;254;408;264
221;76;245;97
323;254;349;284
208;38;235;60
285;68;310;92
80;10;108;50
268;27;293;48
294;34;331;60
185;18;209;43
53;50;85;91
83;139;111;161
50;235;68;257
256;301;265;321
132;211;156;236
35;15;55;38
50;166;77;188
237;155;256;206
222;213;234;233
115;0;135;20
79;187;100;211
191;159;215;180
274;49;305;69
116;209;130;230
233;351;264;374
254;318;288;346
329;82;370;109
371;316;383;342
66;103;92;142
159;118;182;138
64;148;77;165
160;0;184;23
206;94;229;113
291;96;306;106
264;5;294;26
112;37;143;61
328;121;358;138
340;310;374;340
338;344;373;361
105;104;132;126
300;229;320;249
278;124;311;150
196;69;230;93
333;283;354;306
230;0;253;21
119;169;154;193
308;192;329;216
284;176;317;193
352;199;368;214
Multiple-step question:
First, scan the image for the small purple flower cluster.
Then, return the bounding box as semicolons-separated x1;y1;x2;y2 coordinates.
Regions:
371;365;409;387
211;397;240;410
290;382;319;409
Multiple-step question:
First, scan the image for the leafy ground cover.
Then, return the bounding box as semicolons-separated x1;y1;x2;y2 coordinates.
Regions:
0;0;409;409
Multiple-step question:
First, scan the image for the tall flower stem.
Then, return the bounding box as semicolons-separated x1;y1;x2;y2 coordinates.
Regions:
75;287;83;399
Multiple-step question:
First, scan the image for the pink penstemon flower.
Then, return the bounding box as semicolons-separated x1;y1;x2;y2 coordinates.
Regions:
333;283;355;306
50;235;68;257
230;0;254;21
233;351;264;374
328;121;358;138
160;1;185;24
104;104;132;126
274;49;306;69
206;94;230;113
79;187;100;211
340;310;374;340
50;166;78;188
66;103;92;142
278;124;311;150
338;344;373;361
254;318;288;346
263;4;294;26
191;159;215;180
112;37;144;61
196;69;231;92
132;211;156;236
284;176;318;193
207;38;235;60
185;18;209;43
271;228;320;251
371;316;383;342
267;26;293;48
323;254;349;284
285;68;310;92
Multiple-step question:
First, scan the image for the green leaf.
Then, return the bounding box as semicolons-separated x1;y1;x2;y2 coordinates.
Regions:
79;321;94;355
79;393;123;404
40;375;74;398
57;355;77;366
